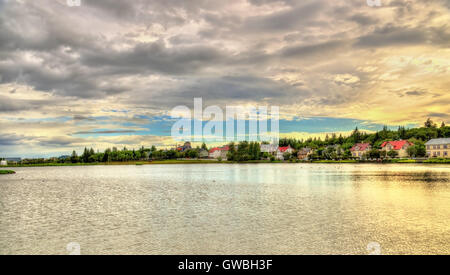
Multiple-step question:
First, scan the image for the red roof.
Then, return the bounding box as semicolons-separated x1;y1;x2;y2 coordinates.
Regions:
381;140;413;150
278;146;291;152
209;146;230;153
350;143;371;152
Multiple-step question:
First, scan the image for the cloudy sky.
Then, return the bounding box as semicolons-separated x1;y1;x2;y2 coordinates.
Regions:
0;0;449;157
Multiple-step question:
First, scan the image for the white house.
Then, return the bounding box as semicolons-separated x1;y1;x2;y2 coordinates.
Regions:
0;160;7;166
276;146;294;160
209;146;230;160
260;144;278;154
199;149;209;158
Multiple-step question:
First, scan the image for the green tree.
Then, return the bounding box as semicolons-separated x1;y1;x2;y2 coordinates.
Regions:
425;118;437;128
387;150;399;158
70;150;79;163
368;149;381;159
407;142;427;158
201;143;208;151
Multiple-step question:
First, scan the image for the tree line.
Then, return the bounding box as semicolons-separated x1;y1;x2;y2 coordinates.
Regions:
278;118;449;160
18;118;449;164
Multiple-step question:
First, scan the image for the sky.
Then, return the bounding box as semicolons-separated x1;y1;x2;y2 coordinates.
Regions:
0;0;449;157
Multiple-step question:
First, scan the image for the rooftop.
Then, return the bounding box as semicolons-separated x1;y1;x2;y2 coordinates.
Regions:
425;138;450;145
350;143;371;151
381;140;413;150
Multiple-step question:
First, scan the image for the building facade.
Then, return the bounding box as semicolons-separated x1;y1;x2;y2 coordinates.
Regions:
381;140;413;158
425;138;450;158
350;143;371;159
199;149;209;158
297;147;314;160
276;146;294;160
260;144;278;154
209;146;229;160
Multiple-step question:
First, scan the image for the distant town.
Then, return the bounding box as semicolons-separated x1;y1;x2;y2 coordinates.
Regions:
1;119;449;166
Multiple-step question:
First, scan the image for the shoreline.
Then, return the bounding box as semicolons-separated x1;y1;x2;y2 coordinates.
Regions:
2;159;450;168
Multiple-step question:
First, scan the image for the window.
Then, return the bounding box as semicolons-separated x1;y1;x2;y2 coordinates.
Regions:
444;152;448;156
437;152;441;156
444;145;448;149
427;145;430;150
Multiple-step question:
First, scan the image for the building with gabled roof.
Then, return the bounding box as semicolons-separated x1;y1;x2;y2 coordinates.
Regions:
209;146;230;160
425;138;450;158
276;145;294;160
381;140;414;158
350;143;371;159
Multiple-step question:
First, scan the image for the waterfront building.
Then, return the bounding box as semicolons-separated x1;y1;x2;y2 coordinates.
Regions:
276;145;294;160
350;143;371;159
297;147;314;160
425;138;450;158
260;144;278;154
209;146;230;160
381;140;413;158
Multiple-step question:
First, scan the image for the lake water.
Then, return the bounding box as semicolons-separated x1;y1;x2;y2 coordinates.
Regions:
0;164;449;255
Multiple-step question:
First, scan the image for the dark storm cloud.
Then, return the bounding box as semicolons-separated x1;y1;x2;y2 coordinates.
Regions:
355;25;450;48
243;1;326;32
132;75;313;109
80;40;226;75
0;133;26;146
281;40;348;58
0;0;448;154
0;0;447;104
0;95;56;113
348;13;379;26
405;90;427;96
36;136;86;147
427;112;449;118
73;115;96;121
355;26;428;48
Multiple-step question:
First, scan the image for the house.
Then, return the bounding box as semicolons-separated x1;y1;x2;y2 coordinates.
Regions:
350;143;371;159
297;147;314;160
425;138;450;158
5;158;21;164
276;145;294;160
260;144;278;154
0;160;7;166
199;149;209;159
209;146;230;160
381;140;414;158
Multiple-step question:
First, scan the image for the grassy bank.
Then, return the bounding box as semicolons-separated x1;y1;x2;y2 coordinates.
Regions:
0;170;16;174
4;160;224;167
3;158;450;167
423;158;450;163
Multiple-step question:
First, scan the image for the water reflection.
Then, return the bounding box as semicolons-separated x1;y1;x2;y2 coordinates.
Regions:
0;164;449;255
